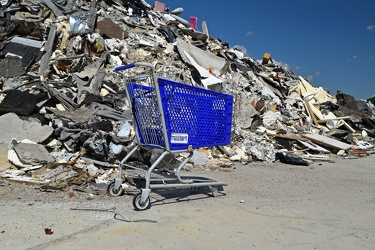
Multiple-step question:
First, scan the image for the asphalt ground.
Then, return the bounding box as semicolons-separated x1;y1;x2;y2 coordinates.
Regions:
1;154;374;250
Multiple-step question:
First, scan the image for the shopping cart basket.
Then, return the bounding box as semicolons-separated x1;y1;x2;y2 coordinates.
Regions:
108;62;233;210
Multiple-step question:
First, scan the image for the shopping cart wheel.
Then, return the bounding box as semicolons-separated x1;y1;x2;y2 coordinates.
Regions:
107;182;124;197
132;193;151;211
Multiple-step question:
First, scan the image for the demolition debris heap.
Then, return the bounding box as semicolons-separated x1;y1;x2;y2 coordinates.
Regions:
0;0;374;187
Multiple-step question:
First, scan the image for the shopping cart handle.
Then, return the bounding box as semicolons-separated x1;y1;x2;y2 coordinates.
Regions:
115;62;155;72
115;63;136;71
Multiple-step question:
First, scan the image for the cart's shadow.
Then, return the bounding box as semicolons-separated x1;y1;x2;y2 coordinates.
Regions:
148;186;226;208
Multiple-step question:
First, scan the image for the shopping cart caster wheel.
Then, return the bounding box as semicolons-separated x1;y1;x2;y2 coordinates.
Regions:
107;182;124;197
133;193;151;211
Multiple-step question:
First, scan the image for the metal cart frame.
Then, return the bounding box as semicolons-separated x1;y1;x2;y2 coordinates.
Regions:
108;62;233;210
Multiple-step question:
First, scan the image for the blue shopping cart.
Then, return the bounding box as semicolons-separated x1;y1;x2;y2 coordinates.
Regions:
108;62;233;210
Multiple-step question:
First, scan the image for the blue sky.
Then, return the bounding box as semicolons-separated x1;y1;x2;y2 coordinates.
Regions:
161;0;375;100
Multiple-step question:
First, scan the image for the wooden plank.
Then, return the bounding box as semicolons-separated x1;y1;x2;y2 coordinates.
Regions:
304;99;319;125
302;154;336;162
274;134;306;141
342;120;356;133
361;113;375;128
297;140;331;153
302;133;352;151
39;24;57;78
318;116;351;123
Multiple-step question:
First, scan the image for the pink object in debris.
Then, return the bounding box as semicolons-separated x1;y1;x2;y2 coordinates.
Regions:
190;16;198;30
154;1;166;12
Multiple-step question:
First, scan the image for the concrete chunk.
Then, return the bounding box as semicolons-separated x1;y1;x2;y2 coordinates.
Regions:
0;113;53;146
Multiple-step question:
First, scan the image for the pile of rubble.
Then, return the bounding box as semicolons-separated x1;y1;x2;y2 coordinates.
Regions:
1;0;374;189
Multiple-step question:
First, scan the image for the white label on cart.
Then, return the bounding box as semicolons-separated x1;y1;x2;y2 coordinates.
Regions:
171;133;188;144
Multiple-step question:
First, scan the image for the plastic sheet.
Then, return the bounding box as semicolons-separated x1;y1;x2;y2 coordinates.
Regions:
69;16;88;35
275;152;309;166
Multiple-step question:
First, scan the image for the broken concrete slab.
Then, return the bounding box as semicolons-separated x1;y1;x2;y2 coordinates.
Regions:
0;113;53;146
8;149;33;168
11;139;54;166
